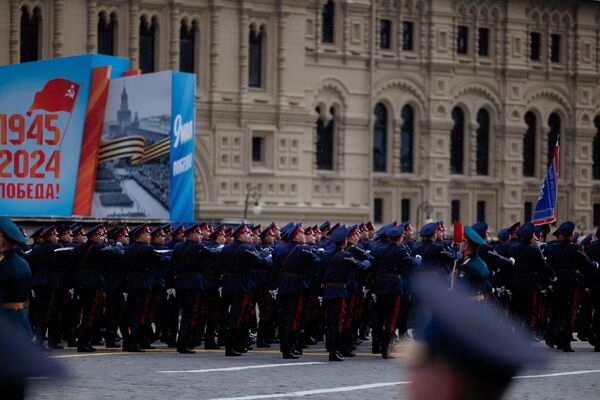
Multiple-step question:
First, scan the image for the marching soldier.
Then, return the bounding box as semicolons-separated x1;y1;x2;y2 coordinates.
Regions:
545;221;598;352
103;225;129;348
219;224;265;356
504;223;555;342
123;225;163;352
201;226;226;350
451;225;490;299
412;222;455;285
171;224;209;353
273;223;321;359
71;225;115;352
319;226;371;361
584;227;600;352
371;224;419;359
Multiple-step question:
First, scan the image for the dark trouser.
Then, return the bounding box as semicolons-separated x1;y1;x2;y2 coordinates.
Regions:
125;291;146;348
255;288;274;342
590;289;600;348
78;288;102;347
510;288;536;338
32;286;51;345
324;297;346;354
177;289;201;349
227;292;252;351
553;288;575;348
341;291;359;353
104;290;126;343
202;287;220;346
574;289;592;339
141;288;162;345
278;291;305;354
376;293;402;350
160;292;180;345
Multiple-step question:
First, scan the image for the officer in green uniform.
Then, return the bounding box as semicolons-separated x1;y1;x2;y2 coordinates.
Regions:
0;217;32;338
451;225;489;301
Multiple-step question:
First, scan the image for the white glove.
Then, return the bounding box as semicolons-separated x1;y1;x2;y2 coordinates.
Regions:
415;255;422;262
509;257;515;265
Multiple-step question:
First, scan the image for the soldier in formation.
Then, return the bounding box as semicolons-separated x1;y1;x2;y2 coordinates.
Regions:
11;215;600;359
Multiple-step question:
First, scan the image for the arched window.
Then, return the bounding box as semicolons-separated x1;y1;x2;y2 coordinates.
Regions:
321;0;335;43
180;20;196;73
475;109;490;176
547;113;560;168
372;103;387;172
139;16;157;73
450;107;465;174
20;7;40;62
316;106;334;170
523;111;536;177
249;25;264;88
400;105;414;173
593;116;600;180
98;12;116;56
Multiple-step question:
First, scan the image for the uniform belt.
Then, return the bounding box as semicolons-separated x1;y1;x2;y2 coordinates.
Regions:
324;282;346;289
280;272;303;278
467;294;485;302
1;301;29;310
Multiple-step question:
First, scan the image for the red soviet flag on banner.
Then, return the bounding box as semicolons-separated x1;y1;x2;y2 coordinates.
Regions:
27;78;80;116
453;220;464;244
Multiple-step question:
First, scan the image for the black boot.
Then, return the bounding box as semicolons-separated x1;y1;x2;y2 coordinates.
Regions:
282;352;299;359
177;347;196;354
328;351;344;361
225;347;242;356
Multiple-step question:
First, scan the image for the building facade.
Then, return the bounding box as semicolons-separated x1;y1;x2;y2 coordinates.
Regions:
3;0;600;232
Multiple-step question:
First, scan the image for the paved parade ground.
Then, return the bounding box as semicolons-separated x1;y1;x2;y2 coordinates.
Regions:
28;339;600;400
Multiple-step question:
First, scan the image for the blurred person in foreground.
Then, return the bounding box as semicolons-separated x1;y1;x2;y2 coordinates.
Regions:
0;217;32;337
406;278;547;400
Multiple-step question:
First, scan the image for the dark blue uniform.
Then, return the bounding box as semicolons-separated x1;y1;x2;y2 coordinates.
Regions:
371;240;417;358
546;240;597;351
583;239;600;351
273;241;320;358
218;239;264;355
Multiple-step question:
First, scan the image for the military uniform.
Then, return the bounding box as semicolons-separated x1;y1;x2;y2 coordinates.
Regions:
273;224;321;359
545;222;598;351
0;217;32;338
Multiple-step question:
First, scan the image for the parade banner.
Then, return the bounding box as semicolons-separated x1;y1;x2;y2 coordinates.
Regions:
90;71;195;222
0;55;195;221
0;55;129;216
532;139;559;226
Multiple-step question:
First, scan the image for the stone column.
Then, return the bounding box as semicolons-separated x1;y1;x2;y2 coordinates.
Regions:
276;3;287;123
425;118;453;223
53;0;64;57
87;0;98;53
129;0;140;69
570;124;594;229
9;0;19;63
169;1;180;70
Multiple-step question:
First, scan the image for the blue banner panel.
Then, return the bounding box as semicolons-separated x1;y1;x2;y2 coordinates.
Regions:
170;72;195;222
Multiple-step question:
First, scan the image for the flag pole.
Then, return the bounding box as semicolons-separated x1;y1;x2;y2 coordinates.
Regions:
58;82;82;148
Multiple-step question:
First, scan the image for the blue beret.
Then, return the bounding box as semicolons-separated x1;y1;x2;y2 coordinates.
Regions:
0;217;26;244
86;224;107;237
471;222;488;238
516;222;535;239
376;221;396;235
463;225;486;245
497;229;509;241
553;221;575;238
419;222;437;237
412;278;547;376
387;224;405;238
330;225;348;243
